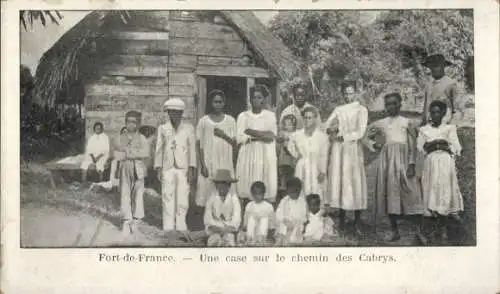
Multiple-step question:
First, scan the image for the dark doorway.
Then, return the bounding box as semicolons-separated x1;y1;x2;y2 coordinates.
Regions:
205;76;247;119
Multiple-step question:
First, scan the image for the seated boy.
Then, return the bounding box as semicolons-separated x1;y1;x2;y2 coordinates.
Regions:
303;194;337;244
275;177;308;245
204;169;241;247
241;181;275;246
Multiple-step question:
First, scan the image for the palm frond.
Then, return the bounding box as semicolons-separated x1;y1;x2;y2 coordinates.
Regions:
33;11;131;107
20;10;63;31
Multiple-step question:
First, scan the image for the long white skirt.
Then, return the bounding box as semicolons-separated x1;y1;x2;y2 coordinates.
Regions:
236;141;277;202
421;151;463;216
326;141;367;210
295;158;325;201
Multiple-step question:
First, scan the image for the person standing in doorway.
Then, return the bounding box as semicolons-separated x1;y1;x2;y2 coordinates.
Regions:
236;84;278;209
196;89;237;208
155;98;197;234
325;83;369;236
116;111;150;236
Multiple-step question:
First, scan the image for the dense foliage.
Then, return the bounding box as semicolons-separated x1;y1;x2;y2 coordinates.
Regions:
269;10;474;117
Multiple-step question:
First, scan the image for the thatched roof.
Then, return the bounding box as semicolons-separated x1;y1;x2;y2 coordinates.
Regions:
220;11;304;81
34;11;304;107
33;11;110;107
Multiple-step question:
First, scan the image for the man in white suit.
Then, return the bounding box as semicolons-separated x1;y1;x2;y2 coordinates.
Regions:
154;98;197;233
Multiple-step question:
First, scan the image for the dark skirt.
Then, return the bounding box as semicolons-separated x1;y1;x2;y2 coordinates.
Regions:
375;143;423;216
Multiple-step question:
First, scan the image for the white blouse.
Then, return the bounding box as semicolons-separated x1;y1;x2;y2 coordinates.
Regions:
236;110;277;144
325;101;368;142
417;124;462;156
85;133;110;158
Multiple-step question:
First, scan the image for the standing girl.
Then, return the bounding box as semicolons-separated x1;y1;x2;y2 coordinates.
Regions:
367;93;426;244
236;84;278;208
196;89;237;207
418;100;463;243
325;83;368;236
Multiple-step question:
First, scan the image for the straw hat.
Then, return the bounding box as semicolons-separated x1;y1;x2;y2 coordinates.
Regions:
211;169;238;183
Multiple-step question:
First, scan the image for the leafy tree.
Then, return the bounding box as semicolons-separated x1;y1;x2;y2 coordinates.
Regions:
269;10;474;116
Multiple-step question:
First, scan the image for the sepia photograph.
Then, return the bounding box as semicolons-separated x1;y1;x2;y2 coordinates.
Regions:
19;9;476;248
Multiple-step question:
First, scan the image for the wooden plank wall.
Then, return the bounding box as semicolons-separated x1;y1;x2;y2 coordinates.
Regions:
85;10;275;140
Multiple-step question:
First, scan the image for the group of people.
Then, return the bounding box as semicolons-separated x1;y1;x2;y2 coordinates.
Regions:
81;53;465;246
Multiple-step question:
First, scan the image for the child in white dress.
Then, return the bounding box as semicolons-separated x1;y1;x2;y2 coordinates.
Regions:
303;194;336;244
241;181;275;246
275;177;308;245
418;100;464;243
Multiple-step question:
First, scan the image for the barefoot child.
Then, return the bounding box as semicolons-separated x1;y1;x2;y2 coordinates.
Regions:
417;100;464;243
275;177;307;245
116;111;150;236
204;169;241;247
242;181;275;245
367;93;426;244
303;194;336;244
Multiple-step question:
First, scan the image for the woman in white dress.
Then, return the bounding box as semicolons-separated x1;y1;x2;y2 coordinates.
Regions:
236;84;278;208
417;100;463;242
196;89;237;207
325;84;369;236
287;106;329;200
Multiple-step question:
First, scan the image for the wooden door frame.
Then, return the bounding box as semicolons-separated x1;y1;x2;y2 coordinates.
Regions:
195;73;280;123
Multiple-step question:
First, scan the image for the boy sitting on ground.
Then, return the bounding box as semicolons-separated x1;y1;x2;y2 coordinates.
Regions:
204;169;241;247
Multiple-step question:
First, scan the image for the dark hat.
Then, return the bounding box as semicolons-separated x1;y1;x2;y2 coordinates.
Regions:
211;169;238;183
423;54;453;67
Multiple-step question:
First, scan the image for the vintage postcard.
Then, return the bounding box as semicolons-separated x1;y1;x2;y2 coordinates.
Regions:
2;0;499;293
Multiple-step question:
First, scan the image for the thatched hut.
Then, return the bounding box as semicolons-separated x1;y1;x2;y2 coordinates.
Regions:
34;10;304;140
